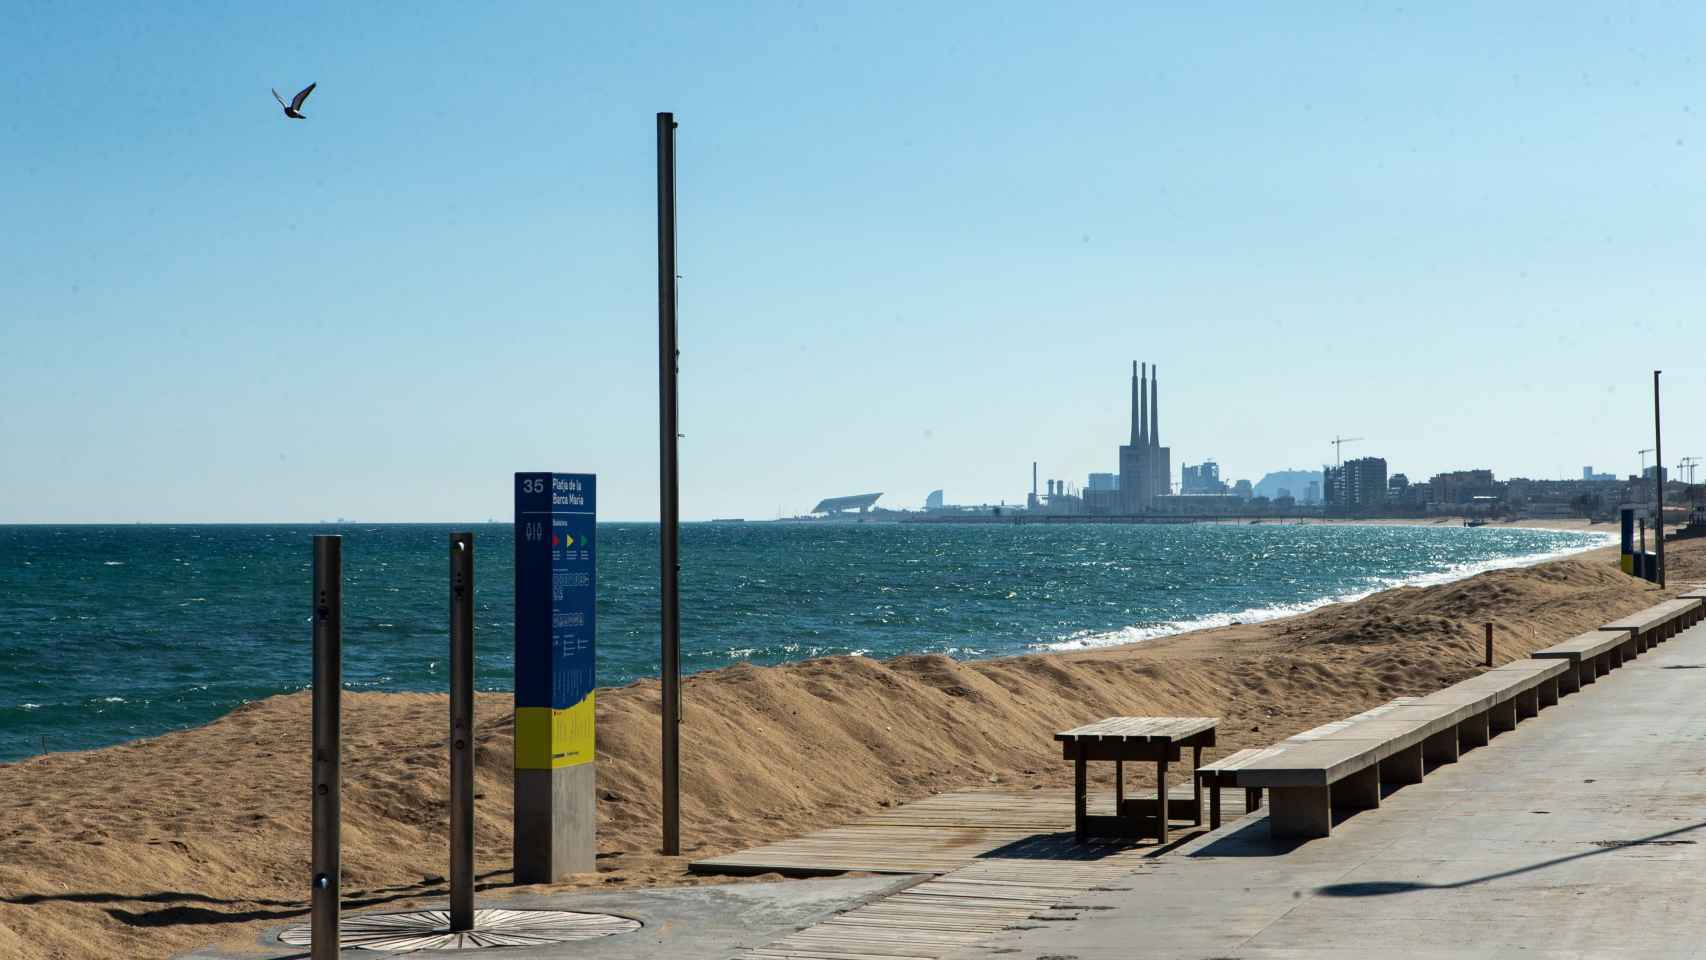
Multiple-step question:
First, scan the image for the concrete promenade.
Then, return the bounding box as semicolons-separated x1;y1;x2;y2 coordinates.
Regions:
953;619;1706;960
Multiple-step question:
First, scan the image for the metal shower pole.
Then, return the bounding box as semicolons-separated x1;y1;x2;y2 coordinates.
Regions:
310;536;342;960
449;532;475;930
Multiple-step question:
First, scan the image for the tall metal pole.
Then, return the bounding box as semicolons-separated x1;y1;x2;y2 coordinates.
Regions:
310;536;342;960
1654;370;1665;588
449;532;475;930
656;111;682;857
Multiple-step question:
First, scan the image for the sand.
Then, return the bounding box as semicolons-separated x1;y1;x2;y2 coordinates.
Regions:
0;530;1697;960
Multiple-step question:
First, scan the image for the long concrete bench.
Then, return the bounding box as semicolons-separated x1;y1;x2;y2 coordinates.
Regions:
1532;629;1632;690
1193;698;1418;830
1600;598;1703;653
1232;660;1570;839
1681;584;1706;601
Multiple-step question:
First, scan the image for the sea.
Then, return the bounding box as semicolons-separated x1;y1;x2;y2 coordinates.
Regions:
0;521;1612;762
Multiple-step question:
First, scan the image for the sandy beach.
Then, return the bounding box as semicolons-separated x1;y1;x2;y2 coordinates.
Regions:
0;525;1695;960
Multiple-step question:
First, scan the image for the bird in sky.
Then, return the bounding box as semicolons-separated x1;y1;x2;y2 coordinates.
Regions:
271;83;317;119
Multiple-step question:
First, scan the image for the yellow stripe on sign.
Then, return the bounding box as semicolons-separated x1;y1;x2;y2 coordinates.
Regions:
514;695;596;770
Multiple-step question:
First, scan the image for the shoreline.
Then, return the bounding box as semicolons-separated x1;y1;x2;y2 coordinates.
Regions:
1040;521;1616;653
0;526;1689;960
0;520;1611;765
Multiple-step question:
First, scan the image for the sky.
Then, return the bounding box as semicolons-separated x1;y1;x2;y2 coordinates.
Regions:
3;2;1705;522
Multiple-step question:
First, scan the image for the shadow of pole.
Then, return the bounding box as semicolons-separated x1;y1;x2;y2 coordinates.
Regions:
1315;820;1706;898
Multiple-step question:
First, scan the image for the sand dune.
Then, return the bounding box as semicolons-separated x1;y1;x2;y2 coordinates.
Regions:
0;536;1697;959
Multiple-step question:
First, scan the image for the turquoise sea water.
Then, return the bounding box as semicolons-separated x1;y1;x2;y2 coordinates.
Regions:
0;522;1610;762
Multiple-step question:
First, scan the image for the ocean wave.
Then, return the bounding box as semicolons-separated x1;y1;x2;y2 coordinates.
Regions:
1035;532;1616;653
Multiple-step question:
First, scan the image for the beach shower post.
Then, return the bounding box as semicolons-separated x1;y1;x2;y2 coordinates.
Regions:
311;535;342;960
449;532;475;931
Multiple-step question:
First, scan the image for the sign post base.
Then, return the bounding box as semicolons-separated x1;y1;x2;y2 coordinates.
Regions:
515;763;597;883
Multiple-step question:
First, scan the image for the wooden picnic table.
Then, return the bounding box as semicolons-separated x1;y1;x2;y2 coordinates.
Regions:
1055;717;1217;844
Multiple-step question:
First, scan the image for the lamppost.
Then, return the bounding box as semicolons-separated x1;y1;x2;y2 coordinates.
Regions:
656;111;682;856
1653;371;1664;588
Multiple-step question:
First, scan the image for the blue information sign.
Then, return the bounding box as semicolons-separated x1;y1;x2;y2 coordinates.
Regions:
514;472;596;769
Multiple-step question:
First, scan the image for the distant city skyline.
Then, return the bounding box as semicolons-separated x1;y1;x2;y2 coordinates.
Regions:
3;3;1703;522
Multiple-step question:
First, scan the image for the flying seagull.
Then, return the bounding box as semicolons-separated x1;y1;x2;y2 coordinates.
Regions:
271;82;316;119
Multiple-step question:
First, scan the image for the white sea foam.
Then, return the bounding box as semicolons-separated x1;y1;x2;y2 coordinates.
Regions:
1035;532;1615;653
103;561;124;566
20;703;41;710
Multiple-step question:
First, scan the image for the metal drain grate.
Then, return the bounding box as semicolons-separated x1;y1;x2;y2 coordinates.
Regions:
278;908;640;951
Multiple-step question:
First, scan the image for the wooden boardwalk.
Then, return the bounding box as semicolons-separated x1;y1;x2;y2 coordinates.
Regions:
724;789;1252;959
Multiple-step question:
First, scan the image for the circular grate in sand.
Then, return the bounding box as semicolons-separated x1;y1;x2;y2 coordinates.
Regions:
278;908;641;951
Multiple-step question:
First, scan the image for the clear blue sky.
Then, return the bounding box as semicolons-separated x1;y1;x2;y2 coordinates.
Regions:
4;2;1702;522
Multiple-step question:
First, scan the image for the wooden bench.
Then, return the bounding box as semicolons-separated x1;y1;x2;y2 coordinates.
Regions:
1232;661;1569;839
1532;629;1632;690
1057;717;1217;843
1600;599;1703;653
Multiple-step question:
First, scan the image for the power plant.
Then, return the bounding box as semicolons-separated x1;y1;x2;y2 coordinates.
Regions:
1118;361;1171;513
1032;361;1173;517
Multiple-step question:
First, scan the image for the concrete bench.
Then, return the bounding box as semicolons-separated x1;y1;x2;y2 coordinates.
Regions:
1681;584;1706;602
1234;662;1569;839
1193;699;1420;830
1195;748;1271;830
1532;629;1632;690
1600;599;1703;653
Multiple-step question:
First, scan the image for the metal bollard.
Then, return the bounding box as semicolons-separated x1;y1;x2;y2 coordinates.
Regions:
449;532;475;931
311;536;342;960
1485;622;1493;668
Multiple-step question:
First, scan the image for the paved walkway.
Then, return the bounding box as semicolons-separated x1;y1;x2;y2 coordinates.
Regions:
950;619;1706;960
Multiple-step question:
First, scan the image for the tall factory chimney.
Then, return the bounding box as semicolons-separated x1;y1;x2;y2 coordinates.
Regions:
1150;364;1159;450
1139;363;1148;447
1032;461;1038;497
1129;362;1142;447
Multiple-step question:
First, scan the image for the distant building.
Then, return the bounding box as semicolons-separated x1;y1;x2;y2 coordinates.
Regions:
1304;479;1321;504
1116;362;1171;512
1429;469;1498;505
924;489;944;510
811;493;883;515
1389;473;1409;496
1583;466;1617;482
1087;473;1119;491
1181;460;1227;495
1232;478;1253;499
1326;457;1387;511
1345;457;1387;507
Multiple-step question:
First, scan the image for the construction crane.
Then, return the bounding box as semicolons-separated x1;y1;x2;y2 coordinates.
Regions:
1639;448;1655;474
1680;456;1702;485
1330;435;1365;467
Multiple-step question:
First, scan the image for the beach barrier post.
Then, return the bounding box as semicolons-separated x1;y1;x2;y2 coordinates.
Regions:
449;532;475;931
1485;623;1493;667
310;535;341;960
